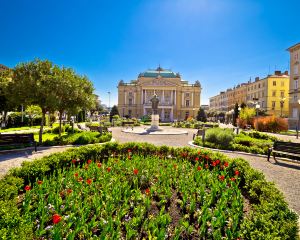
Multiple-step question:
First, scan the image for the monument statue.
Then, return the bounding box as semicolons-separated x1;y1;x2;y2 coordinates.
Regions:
150;94;159;115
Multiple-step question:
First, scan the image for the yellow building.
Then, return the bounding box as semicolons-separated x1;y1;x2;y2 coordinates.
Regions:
246;71;289;117
118;67;202;121
209;70;289;117
287;43;300;129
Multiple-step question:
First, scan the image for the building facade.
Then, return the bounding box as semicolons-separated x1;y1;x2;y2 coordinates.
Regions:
118;67;202;121
209;70;289;117
287;43;300;129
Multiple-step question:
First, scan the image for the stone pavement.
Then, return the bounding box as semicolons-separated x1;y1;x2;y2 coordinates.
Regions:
0;126;299;215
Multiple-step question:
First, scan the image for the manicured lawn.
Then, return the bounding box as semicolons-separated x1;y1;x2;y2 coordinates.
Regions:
0;125;41;132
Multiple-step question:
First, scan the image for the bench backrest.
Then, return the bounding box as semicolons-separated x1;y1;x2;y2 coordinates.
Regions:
274;141;300;155
0;133;35;145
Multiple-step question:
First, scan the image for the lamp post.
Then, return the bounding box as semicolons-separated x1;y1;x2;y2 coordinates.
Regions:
280;98;286;117
107;91;111;113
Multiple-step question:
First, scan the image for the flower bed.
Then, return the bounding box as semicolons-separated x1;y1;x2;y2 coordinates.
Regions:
0;143;298;239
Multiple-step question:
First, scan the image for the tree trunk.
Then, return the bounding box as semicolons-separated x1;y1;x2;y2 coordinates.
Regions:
39;110;46;144
59;110;63;137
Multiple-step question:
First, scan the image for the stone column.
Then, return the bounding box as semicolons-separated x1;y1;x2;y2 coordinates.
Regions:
192;92;194;107
162;90;165;104
161;108;165;121
182;92;184;106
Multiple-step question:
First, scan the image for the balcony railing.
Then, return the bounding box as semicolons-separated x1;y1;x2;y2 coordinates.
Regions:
143;102;174;106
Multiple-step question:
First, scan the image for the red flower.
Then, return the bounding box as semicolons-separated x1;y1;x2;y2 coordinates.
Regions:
197;166;201;171
128;149;131;153
52;214;61;224
37;180;43;185
97;163;102;168
78;177;83;182
86;179;92;185
230;177;236;181
197;151;201;155
128;155;131;159
235;170;240;176
72;159;77;164
212;161;217;167
87;159;92;164
145;188;150;195
173;164;177;169
24;185;31;191
205;164;209;169
219;175;225;181
215;159;220;165
133;169;139;175
67;189;73;194
74;173;78;177
107;167;111;172
195;157;199;161
224;162;229;167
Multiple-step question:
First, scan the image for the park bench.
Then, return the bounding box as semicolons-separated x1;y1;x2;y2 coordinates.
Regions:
193;128;206;140
267;141;300;162
0;133;37;152
88;125;111;135
122;121;135;127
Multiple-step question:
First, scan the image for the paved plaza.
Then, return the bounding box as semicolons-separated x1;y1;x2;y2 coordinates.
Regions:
0;126;299;215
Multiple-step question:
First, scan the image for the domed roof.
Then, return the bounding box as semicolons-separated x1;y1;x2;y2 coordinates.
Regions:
138;66;179;78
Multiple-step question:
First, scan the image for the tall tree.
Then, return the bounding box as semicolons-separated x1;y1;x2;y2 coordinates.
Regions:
196;107;207;122
233;103;239;126
110;105;119;122
52;66;95;136
10;59;57;143
0;68;14;126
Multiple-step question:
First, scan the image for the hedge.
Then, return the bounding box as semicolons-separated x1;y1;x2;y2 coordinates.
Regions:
0;142;298;239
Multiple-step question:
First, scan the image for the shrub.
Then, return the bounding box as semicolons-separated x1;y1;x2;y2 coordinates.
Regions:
254;116;288;133
205;128;234;147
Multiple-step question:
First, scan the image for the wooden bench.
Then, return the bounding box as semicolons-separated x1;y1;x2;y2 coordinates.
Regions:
267;141;300;162
0;133;37;151
122;121;134;127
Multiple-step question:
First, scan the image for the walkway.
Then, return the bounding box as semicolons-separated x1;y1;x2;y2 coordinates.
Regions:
0;126;299;215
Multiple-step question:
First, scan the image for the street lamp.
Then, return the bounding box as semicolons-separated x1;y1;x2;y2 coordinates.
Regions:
255;104;260;117
107;91;111;113
280;98;286;117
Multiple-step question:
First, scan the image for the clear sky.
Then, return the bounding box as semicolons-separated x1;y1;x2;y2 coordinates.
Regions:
1;0;299;106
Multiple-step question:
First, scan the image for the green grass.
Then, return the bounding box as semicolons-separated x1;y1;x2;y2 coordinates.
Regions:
0;126;41;133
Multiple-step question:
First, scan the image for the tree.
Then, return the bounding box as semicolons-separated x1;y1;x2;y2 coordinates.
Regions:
90;95;103;116
233;103;239;126
52;66;95;136
196;107;207;122
239;107;256;125
10;59;58;143
25;105;42;126
0;68;14;126
109;105;119;122
240;102;247;109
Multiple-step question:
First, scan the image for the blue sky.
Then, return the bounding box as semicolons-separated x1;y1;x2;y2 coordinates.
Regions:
1;0;299;105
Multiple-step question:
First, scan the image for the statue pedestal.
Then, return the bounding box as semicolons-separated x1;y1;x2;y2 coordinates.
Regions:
147;114;161;132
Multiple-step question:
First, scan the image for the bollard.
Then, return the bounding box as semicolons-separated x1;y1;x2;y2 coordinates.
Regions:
202;129;206;145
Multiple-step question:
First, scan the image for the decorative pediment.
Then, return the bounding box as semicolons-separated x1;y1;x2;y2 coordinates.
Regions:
141;79;178;87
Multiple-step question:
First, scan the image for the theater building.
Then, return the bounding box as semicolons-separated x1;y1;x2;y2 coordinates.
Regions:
118;67;202;121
